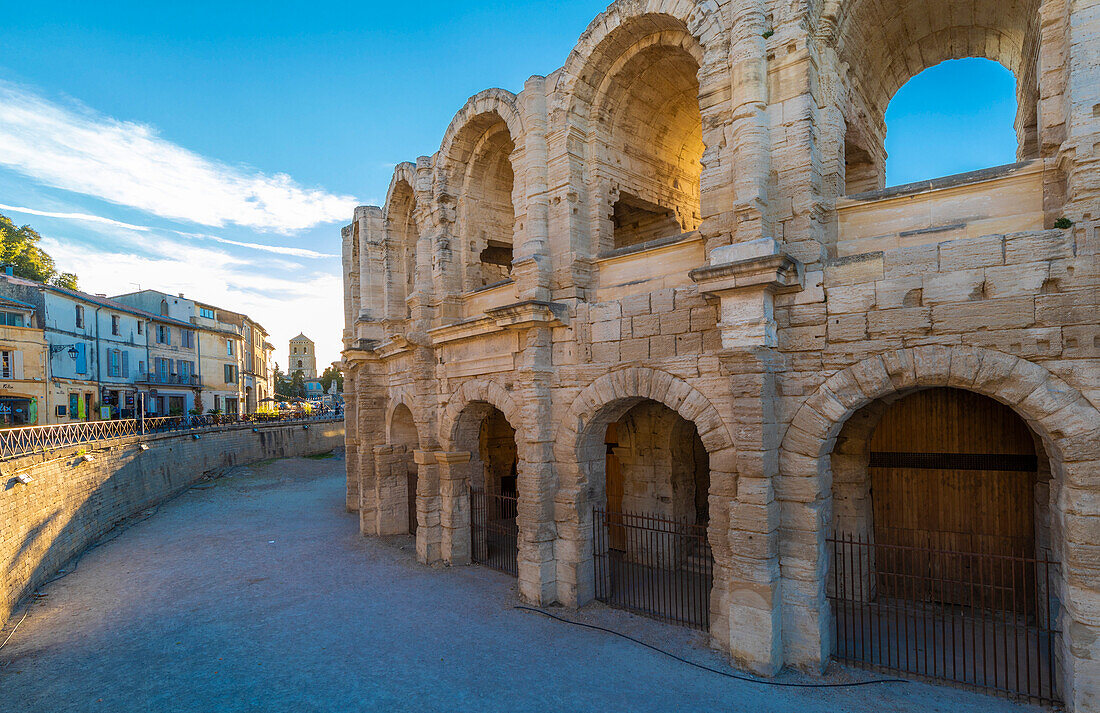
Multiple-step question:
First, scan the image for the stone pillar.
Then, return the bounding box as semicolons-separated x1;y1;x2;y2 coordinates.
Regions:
514;326;557;605
414;449;442;564
514;75;552;303
356;206;386;341
437;451;473;565
717;348;786;676
343;365;360;512
351;351;386;536
726;0;772;247
372;445;411;536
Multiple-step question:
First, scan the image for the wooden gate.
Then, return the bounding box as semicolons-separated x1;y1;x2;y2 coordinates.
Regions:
869;389;1038;607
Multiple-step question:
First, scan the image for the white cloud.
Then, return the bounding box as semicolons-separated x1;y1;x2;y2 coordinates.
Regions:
40;236;346;369
0;82;357;232
0;203;337;259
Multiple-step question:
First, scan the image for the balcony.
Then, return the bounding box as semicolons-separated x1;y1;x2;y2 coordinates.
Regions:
136;373;202;388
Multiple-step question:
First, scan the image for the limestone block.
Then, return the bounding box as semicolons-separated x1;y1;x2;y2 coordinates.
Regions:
883;244;938;278
590;319;621;343
874;276;923;309
931;298;1035;332
825;283;876;314
650;334;677;359
921;269;986;304
1005;230;1075;264
591;341;620;362
827;314;868;342
938;234;1005;271
824;253;884;286
633;313;661;337
620;337;650;362
984;262;1050;299
660;309;692;335
1036;291;1098;326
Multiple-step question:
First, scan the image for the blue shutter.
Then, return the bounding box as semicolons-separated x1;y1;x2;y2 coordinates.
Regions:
75;343;87;374
122;351;129;378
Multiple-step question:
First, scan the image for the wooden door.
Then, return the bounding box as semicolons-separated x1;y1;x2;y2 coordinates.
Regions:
870;388;1037;608
605;423;625;550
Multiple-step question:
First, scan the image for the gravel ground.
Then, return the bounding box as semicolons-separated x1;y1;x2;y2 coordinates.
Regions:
0;454;1042;713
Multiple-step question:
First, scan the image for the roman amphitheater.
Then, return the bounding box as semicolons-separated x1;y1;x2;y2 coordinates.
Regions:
339;0;1099;708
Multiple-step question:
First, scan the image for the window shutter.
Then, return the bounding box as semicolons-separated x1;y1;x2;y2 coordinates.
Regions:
75;344;87;374
122;351;129;378
13;351;23;379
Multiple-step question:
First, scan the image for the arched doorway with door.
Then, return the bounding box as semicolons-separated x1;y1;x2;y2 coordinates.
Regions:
827;386;1060;703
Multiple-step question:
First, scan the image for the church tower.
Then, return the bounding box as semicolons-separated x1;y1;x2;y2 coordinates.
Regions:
288;333;317;379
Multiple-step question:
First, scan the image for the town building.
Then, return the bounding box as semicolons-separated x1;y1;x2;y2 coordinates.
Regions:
289;333;317;378
0;295;47;425
240;318;274;412
193;300;244;415
340;1;1100;709
109;290;201;415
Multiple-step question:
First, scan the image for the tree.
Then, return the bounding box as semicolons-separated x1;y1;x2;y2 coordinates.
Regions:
0;212;79;288
273;363;291;398
288;369;307;399
320;365;344;393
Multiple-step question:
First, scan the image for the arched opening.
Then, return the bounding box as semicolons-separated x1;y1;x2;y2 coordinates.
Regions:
451;401;519;575
586;399;712;629
453;115;516;290
883;59;1019;187
828;387;1059;701
583;22;703;251
390;404;420;535
837;0;1041;194
386;180;419;319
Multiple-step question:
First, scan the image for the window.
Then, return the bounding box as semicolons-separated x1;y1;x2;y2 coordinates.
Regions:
137;321;143;335
75;304;84;328
69;393;80;419
224;363;237;383
226;339;234;356
181;330;195;349
111;315;120;336
107;349;121;377
138;360;145;374
0;351;16;378
0;312;24;327
159;299;169;316
156;325;171;345
200;307;215;319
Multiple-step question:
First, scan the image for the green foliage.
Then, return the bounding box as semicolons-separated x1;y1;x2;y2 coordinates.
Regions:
762;29;774;38
0;212;78;288
288;369;307;399
319;365;344;393
1053;217;1073;229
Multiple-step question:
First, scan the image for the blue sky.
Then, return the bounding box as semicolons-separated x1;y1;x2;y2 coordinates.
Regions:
0;2;1018;366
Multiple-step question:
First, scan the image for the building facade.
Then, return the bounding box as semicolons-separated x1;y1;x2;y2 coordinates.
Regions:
0;296;47;425
341;1;1100;709
194;301;244;415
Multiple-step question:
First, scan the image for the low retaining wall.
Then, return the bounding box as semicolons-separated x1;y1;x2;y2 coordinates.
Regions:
0;419;345;626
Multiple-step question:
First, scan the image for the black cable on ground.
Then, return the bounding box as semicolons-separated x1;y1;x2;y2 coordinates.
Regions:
514;605;909;689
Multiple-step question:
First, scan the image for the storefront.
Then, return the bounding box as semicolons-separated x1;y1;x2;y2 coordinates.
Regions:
0;396;36;426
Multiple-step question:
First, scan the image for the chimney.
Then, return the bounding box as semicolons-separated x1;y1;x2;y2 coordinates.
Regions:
96;293;107;298
178;293;185;298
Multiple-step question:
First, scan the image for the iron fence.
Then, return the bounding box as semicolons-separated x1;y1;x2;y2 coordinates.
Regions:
471;489;518;576
0;411;343;459
593;507;712;630
828;531;1061;705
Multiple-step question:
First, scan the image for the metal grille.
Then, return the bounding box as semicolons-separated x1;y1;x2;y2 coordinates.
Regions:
593;507;712;630
0;412;342;459
470;489;517;576
828;531;1061;705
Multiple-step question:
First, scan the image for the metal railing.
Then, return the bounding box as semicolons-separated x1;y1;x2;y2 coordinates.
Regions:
593;507;713;630
828;531;1061;705
0;410;343;460
136;373;203;387
471;489;518;576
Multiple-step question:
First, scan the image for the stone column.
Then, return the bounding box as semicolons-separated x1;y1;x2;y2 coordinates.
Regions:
343;365;360;512
437;450;473;565
414;449;442;564
717;348;786;676
513;75;552;303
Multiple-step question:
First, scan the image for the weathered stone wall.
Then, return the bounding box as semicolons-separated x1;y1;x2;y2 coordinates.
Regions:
0;420;344;627
338;0;1100;708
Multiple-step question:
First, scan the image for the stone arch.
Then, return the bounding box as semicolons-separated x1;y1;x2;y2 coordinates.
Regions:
436;89;523;193
435;91;524;292
777;344;1100;692
821;0;1042;191
553;367;737;612
383;163;421;321
554;0;728;260
439;378;523;452
385;388;422;448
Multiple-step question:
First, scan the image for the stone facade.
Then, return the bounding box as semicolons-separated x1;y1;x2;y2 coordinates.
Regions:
340;1;1100;708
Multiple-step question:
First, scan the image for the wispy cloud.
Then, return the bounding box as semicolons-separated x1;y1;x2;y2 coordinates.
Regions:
0;82;357;232
0;203;337;259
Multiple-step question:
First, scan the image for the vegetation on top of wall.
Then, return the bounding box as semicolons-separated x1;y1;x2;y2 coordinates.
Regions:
0;212;78;289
